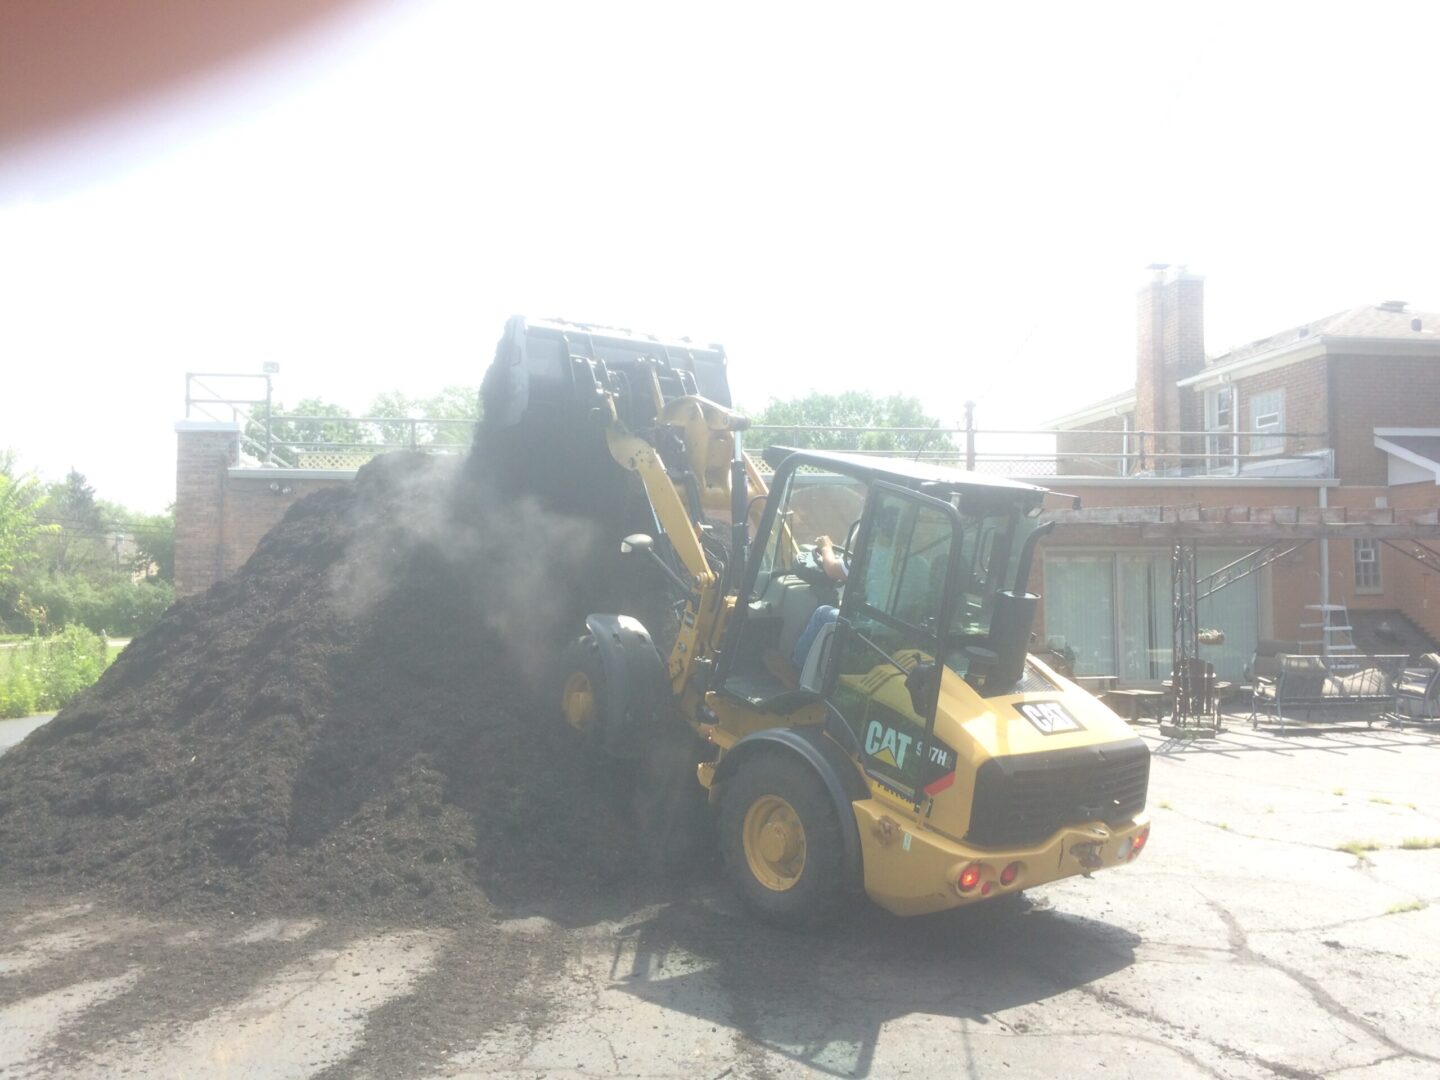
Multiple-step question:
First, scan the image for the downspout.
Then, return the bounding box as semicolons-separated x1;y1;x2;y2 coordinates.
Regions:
1319;485;1330;657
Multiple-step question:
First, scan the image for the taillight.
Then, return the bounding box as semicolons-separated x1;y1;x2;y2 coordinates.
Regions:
957;863;982;892
1000;862;1021;886
1127;826;1150;861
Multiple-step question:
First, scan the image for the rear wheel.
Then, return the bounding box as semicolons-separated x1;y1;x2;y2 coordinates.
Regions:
719;753;845;927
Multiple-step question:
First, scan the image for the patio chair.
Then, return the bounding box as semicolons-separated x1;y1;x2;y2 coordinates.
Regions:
1393;652;1440;724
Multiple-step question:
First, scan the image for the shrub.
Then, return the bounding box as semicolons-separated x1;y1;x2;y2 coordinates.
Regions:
2;572;173;638
0;657;40;718
0;626;109;718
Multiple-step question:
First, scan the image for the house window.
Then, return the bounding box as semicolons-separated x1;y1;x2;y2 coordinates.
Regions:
1204;386;1236;471
1248;388;1285;455
1354;540;1382;593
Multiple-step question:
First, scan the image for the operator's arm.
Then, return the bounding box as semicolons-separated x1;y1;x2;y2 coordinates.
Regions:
816;536;848;583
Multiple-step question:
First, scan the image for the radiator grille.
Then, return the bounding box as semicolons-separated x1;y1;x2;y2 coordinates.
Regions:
965;738;1150;848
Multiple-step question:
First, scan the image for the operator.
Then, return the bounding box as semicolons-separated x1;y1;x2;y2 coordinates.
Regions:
790;535;848;672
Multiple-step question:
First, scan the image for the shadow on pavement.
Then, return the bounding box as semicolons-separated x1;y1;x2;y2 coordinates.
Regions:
608;895;1139;1078
1148;721;1440;759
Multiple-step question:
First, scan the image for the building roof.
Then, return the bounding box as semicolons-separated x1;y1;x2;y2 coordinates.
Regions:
1054;300;1440;430
1207;302;1440;368
1044;386;1136;429
1374;428;1440;484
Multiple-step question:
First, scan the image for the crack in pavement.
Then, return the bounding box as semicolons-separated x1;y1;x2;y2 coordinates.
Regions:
1206;898;1440;1070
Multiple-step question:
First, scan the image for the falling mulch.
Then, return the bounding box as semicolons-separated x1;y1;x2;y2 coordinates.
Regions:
0;450;666;922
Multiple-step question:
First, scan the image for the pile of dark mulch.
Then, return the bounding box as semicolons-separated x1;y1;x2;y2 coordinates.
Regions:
0;452;661;921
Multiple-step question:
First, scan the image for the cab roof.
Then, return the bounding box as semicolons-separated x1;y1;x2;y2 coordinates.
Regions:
762;446;1051;499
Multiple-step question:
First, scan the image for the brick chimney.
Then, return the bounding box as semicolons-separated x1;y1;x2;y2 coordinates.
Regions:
1135;265;1205;461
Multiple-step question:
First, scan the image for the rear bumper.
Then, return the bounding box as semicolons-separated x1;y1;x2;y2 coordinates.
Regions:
852;799;1151;916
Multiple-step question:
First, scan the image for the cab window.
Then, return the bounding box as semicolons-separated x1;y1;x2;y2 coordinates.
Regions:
826;487;956;795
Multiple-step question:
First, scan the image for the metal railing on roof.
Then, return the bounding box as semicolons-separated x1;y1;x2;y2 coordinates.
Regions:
185;373;1330;479
749;424;1333;480
184;373;478;468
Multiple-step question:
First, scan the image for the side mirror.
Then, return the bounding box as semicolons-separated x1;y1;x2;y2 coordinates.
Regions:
906;660;940;717
620;533;654;555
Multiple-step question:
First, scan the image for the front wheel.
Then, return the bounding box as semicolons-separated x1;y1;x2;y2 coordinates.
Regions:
558;634;605;745
719;753;845;928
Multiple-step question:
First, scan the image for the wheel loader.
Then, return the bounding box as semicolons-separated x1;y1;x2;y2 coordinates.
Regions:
482;316;1151;924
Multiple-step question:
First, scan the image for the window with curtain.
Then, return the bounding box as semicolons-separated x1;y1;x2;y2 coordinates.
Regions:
1042;556;1115;676
1044;550;1260;683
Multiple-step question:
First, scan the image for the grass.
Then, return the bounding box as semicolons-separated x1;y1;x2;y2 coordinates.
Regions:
1;639;124;670
1385;900;1427;915
1332;788;1346;797
1399;837;1440;850
1217;822;1230;830
1158;800;1173;810
1337;839;1382;860
1369;796;1391;805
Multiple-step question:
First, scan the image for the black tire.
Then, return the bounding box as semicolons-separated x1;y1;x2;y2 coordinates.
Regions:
719;752;846;928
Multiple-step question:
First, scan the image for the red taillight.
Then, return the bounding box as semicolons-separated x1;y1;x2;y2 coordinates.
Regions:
981;882;993;896
1000;862;1021;886
1128;826;1150;861
958;863;982;891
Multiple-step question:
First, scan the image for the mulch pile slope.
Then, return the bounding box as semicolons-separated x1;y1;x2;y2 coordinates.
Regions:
0;451;657;921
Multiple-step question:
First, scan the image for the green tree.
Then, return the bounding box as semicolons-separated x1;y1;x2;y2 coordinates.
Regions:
38;469;104;575
366;385;479;448
747;391;957;456
131;507;176;582
0;456;51;579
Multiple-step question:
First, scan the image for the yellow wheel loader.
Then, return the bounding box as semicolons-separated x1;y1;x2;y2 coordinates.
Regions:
483;317;1151;925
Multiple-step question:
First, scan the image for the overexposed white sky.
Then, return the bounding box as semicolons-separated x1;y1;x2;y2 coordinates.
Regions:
3;0;1439;511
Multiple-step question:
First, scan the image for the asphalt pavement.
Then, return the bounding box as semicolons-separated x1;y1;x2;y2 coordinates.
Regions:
0;714;52;754
1;717;1438;1077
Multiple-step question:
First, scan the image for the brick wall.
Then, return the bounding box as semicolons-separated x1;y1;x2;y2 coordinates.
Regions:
1384;481;1440;642
1055;413;1133;475
1329;354;1440;485
174;423;240;597
218;476;353;581
1228;356;1329;459
174;423;353;596
1135;270;1205;460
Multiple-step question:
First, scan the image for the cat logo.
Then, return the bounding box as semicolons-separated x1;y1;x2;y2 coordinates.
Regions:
864;720;913;769
1016;700;1084;734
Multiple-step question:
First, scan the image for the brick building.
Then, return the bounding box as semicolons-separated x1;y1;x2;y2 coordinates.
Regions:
1044;268;1440;683
173;275;1440;688
173;421;353;596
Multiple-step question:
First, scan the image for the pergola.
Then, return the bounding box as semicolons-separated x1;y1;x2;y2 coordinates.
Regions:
1041;505;1440;731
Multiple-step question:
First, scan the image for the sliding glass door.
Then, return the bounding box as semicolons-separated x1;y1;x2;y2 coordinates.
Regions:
1041;555;1115;676
1043;550;1260;683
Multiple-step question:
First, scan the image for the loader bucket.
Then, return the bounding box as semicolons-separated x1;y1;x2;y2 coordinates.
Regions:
476;316;733;520
481;315;732;433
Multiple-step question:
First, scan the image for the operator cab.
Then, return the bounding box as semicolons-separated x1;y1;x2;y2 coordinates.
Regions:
716;449;1053;786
